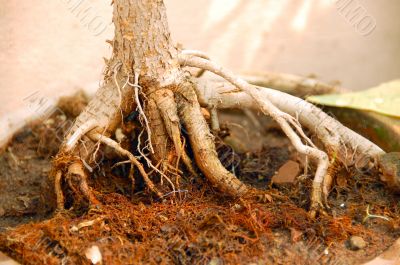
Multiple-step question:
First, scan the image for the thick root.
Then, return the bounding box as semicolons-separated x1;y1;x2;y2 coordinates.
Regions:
153;89;197;177
53;155;100;211
175;80;249;197
61;81;128;153
146;91;171;164
68;162;100;206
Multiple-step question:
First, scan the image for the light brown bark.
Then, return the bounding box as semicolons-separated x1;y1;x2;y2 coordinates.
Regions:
111;0;180;85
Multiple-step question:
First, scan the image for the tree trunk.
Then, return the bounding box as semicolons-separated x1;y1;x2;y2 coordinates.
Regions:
62;0;181;164
112;0;178;80
54;0;252;209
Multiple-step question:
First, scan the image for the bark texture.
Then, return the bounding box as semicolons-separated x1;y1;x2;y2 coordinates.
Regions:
111;0;179;83
175;80;248;196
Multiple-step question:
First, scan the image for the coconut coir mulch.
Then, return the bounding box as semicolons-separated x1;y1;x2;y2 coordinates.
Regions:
0;93;399;265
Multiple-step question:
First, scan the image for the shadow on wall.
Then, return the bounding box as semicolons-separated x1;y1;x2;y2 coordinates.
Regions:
196;0;376;68
167;0;399;90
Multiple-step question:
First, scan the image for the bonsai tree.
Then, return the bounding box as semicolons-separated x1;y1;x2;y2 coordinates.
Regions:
52;0;396;216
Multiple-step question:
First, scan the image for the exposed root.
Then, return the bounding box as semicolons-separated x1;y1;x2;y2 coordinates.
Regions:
112;62;124;105
181;49;210;60
175;80;249;197
142;93;179;193
64;120;97;152
180;49;339;97
321;154;342;203
179;54;329;212
209;107;220;132
54;171;64;211
88;132;163;198
130;71;155;154
68;162;100;205
153;89;198;177
239;72;339;97
52;154;100;211
145;92;169;163
60;78;132;167
194;77;384;158
196;82;398;210
181;49;210;78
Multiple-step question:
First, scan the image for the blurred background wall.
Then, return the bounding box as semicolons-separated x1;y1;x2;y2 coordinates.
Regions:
0;0;399;132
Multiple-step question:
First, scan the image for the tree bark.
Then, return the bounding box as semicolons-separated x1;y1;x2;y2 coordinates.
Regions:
111;0;179;83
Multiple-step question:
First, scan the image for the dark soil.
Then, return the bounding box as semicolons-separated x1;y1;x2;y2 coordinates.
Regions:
0;93;399;265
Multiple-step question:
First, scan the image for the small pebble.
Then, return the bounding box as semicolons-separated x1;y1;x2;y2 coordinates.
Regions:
59;115;67;121
290;228;303;242
208;257;222;265
271;160;300;184
160;224;173;233
115;128;126;143
348;236;367;250
232;204;243;211
158;214;168;222
85;245;102;264
177;209;185;218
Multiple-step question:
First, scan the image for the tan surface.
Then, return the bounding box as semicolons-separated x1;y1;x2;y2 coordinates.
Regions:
363;238;400;265
0;0;399;139
0;252;20;265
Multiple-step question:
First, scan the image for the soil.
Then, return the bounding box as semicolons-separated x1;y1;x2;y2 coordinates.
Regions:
0;93;399;265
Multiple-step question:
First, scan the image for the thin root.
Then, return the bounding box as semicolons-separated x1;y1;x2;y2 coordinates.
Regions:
54;171;64;212
137;129;176;193
88;132;163;198
128;70;155;153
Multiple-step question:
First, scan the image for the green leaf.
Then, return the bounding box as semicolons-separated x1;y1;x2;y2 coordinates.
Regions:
307;80;400;118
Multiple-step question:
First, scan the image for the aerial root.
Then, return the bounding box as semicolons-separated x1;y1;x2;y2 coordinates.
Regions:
178;52;330;214
88;132;163;198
